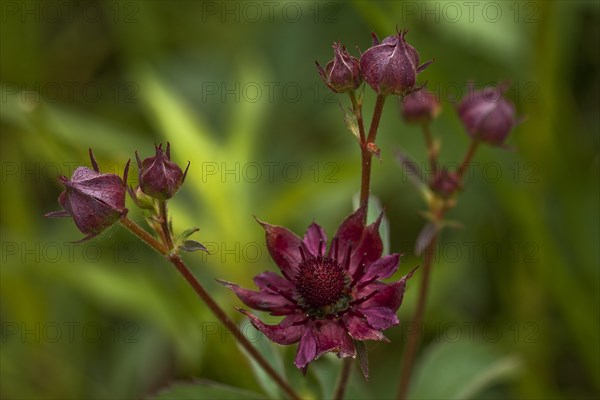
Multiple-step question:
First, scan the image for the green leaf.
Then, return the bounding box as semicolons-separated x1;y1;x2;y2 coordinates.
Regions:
408;340;522;399
179;240;208;253
236;318;285;399
177;228;199;241
150;379;264;400
354;340;369;380
342;104;361;142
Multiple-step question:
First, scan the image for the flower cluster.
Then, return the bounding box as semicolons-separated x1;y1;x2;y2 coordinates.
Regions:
46;143;189;242
316;29;433;97
220;205;415;370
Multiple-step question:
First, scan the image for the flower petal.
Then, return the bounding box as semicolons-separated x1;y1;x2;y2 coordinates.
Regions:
360;307;399;330
294;328;317;369
344;315;387;341
256;219;303;280
218;280;296;315
253;271;294;295
360;268;416;312
349;212;384;275
303;222;327;257
360;253;400;283
313;320;355;360
238;309;305;346
331;204;366;260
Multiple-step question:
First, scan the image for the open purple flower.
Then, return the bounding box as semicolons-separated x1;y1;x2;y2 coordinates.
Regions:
219;205;415;371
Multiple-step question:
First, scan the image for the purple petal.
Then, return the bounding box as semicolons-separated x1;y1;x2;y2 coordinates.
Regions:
238;309;305;346
331;205;366;260
313;320;355;360
65;189;122;235
218;280;296;315
360;268;416;312
303;222;327;257
360;307;399;330
253;271;294;295
360;253;400;283
256;219;303;280
349;212;384;275
294;328;317;369
344;315;387;341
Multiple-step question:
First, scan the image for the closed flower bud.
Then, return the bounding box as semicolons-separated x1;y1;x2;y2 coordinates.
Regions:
45;149;130;242
431;168;460;197
458;84;516;145
401;88;441;124
136;142;189;200
360;30;433;96
316;42;361;93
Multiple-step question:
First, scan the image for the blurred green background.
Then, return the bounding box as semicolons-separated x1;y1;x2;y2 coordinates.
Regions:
1;1;598;399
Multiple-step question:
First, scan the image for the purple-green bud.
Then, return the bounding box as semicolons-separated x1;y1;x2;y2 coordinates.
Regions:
457;84;516;145
431;168;460;197
136;143;189;200
401;89;441;124
45;149;130;242
316;42;362;93
360;29;433;96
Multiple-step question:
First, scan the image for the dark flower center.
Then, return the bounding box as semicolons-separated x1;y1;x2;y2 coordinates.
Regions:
294;256;351;317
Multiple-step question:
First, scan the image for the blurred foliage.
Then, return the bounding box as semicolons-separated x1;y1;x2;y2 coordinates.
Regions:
1;1;599;399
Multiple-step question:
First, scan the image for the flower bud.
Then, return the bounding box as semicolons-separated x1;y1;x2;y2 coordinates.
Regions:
457;85;516;145
45;149;130;242
431;168;460;197
316;42;361;93
136;143;189;200
360;30;433;96
401;88;441;124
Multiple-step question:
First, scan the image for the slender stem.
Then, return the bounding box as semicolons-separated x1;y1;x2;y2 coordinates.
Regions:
167;255;301;400
397;232;440;400
119;217;301;400
359;94;387;208
366;94;387;144
397;139;481;399
158;200;174;250
120;216;168;255
456;139;480;182
333;358;353;400
421;123;437;176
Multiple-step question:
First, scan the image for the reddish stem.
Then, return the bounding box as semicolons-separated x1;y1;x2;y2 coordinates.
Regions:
359;94;387;210
456;139;480;182
119;217;301;400
397;231;440;399
333;357;353;400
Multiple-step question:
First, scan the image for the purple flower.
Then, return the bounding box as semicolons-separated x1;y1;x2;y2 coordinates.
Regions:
45;149;130;242
457;84;516;145
401;88;441;124
316;42;362;93
360;30;433;96
219;205;415;370
136;142;190;200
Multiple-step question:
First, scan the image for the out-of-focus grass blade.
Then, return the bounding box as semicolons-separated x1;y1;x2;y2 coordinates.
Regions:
408;340;522;399
236;318;285;399
149;379;264;400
